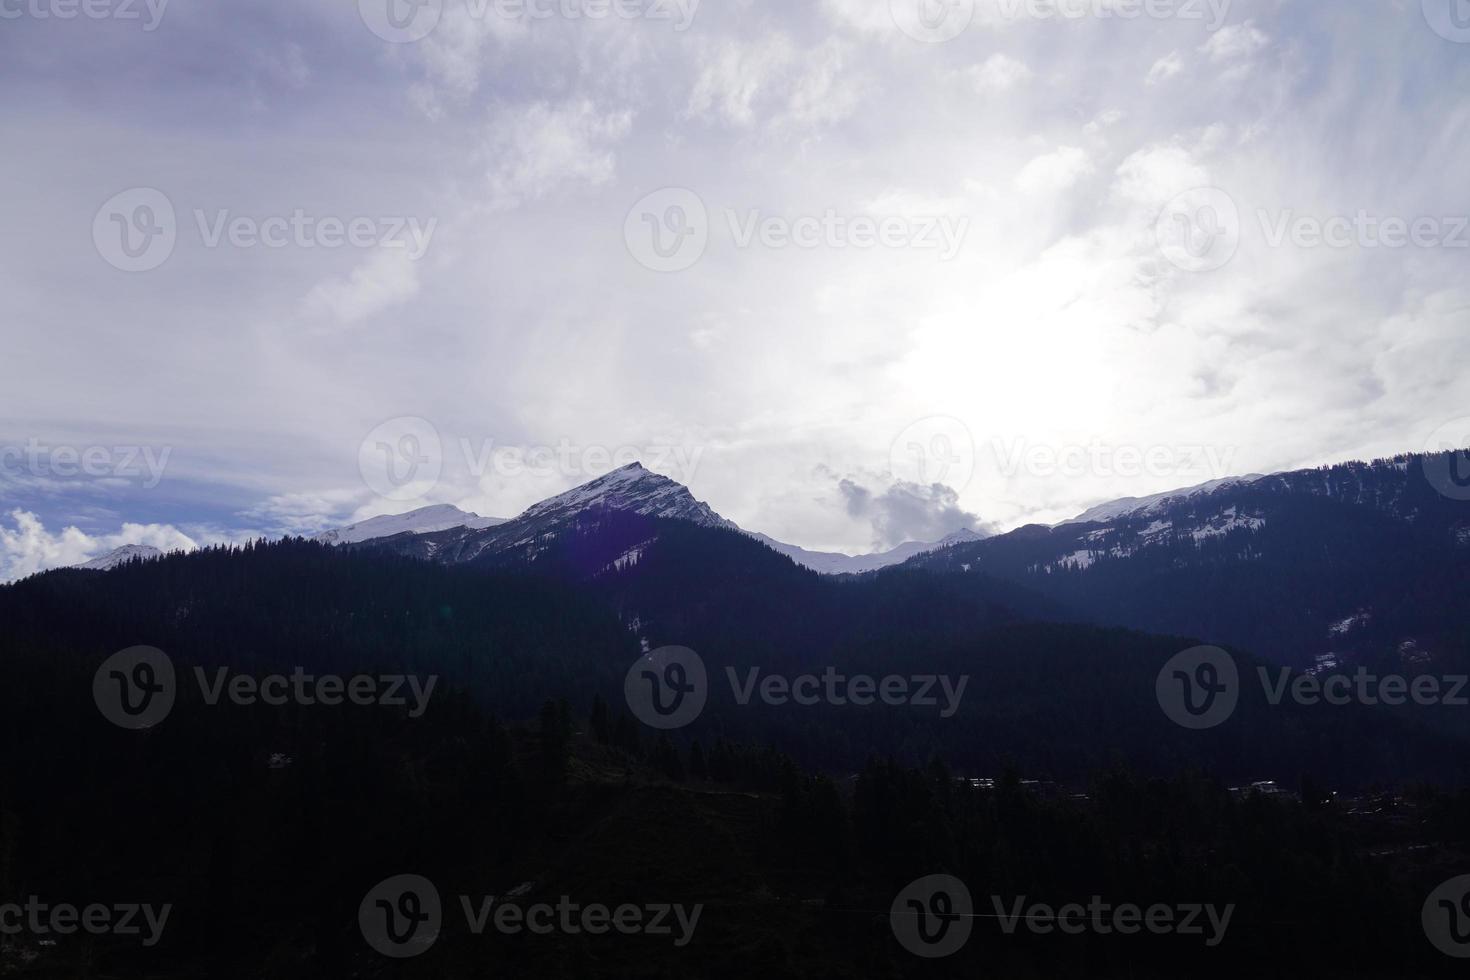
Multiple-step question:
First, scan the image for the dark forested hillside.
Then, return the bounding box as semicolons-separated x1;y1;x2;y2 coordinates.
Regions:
3;534;1469;976
908;453;1470;674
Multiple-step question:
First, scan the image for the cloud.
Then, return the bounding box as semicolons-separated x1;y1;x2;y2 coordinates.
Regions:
1146;51;1185;85
5;0;1469;557
0;510;197;583
484;99;634;210
839;479;982;551
687;36;860;130
1014;146;1094;194
964;54;1033;95
302;248;423;326
1202;21;1270;63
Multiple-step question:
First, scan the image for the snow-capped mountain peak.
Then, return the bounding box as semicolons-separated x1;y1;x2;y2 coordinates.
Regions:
515;462;736;530
75;544;163;571
1064;475;1267;525
315;504;506;546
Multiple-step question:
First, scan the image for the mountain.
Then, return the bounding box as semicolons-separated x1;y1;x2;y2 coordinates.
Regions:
1063;475;1266;525
313;503;505;545
515;462;736;529
74;544;162;570
905;451;1470;673
348;462;988;576
754;527;990;574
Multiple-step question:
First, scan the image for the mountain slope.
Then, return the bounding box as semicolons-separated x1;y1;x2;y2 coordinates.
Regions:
74;544;163;571
907;452;1470;672
314;504;505;545
754;528;989;574
354;462;989;576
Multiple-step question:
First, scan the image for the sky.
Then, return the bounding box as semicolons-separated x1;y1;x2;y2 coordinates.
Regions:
2;0;1469;579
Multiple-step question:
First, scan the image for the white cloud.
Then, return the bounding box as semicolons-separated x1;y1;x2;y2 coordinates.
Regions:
302;248;423;326
1202;21;1270;63
687;36;860;130
964;54;1033;95
484;99;634;210
1014;146;1094;194
0;510;197;583
1146;51;1185;85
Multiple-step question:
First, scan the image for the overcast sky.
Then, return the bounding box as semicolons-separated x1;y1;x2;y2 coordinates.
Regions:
2;0;1469;578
